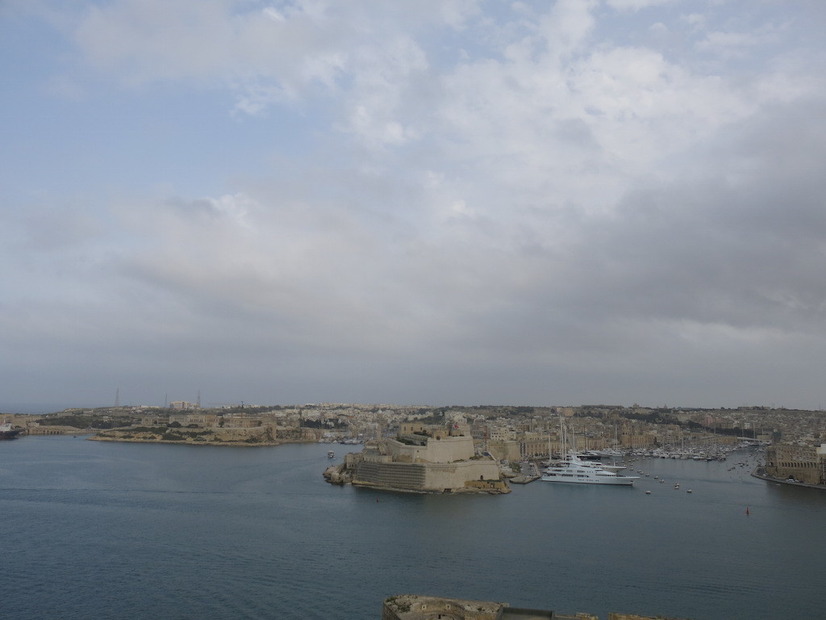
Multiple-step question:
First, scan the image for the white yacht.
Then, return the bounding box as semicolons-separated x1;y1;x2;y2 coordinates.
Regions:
541;452;638;486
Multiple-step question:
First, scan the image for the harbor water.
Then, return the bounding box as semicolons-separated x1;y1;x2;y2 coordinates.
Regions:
2;437;824;619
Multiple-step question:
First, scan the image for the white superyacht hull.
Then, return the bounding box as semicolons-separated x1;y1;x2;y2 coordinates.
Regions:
540;473;636;485
540;453;638;486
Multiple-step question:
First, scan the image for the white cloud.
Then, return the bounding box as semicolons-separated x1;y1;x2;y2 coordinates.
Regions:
337;35;429;147
605;0;676;12
536;0;597;61
69;0;351;105
696;29;775;58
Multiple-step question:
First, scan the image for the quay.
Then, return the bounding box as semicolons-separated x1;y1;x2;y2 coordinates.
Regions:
509;460;541;484
751;467;826;491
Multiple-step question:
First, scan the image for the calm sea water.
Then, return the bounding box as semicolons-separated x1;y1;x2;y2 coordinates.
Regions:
1;437;824;620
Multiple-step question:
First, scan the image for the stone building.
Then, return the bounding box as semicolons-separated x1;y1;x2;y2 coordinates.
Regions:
764;443;826;485
167;412;219;427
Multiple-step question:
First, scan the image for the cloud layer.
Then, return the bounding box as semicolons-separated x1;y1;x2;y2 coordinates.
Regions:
2;0;826;409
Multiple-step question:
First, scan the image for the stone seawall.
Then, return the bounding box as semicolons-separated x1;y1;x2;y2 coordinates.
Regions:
751;467;826;490
349;459;509;494
354;461;428;491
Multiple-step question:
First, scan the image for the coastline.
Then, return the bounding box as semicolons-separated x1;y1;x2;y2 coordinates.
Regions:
87;435;311;448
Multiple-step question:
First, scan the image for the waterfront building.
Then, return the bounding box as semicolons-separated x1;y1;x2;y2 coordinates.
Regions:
764;443;826;485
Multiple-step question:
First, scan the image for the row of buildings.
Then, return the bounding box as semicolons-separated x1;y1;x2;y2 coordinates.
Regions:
14;403;826;488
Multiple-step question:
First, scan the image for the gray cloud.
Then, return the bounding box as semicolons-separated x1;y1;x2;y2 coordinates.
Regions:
3;1;826;409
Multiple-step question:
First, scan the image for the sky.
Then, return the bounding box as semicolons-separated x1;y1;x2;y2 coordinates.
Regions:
2;0;826;411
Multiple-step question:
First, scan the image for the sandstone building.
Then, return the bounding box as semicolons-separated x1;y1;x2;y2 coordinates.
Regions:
763;443;826;485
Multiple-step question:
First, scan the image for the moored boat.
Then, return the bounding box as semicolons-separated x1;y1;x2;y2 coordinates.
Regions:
541;452;639;486
0;421;22;440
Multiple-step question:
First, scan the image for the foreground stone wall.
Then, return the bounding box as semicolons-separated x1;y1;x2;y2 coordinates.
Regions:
382;595;502;620
382;595;687;620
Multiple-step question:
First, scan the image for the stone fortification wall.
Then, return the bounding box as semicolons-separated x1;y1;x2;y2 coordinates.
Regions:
353;461;427;491
486;439;521;461
385;439;425;463
399;422;435;436
387;435;475;464
423;461;501;490
361;451;393;464
26;426;76;436
353;459;505;493
423;435;474;462
399;422;469;440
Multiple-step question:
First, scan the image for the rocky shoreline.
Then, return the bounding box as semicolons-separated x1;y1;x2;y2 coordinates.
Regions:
88;425;311;447
88;435;293;447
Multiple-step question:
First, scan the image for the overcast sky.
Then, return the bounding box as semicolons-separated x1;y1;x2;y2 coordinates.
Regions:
2;0;826;411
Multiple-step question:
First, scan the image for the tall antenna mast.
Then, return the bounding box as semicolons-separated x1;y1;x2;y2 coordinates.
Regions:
114;387;120;408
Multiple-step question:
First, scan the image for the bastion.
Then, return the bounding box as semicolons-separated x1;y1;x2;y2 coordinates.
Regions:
324;423;509;494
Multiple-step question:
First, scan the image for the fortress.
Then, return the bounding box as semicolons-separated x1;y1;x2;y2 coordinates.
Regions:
324;422;509;494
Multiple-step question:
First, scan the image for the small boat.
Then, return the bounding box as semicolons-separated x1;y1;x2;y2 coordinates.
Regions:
0;421;22;440
327;450;335;459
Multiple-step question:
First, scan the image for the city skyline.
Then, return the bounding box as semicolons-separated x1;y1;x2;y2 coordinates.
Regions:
3;1;826;410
